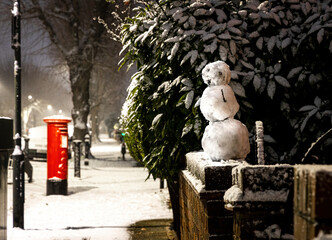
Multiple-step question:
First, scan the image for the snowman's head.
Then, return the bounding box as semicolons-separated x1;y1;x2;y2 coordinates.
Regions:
202;61;231;86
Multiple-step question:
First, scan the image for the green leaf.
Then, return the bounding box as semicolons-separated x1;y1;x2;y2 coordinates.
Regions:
267;36;276;53
299;105;316;112
151;113;163;129
287;67;303;79
184;91;194;109
314;96;322;107
256;37;263;50
274;75;290;88
267;80;276;99
240;60;255;70
229;81;246;97
181;122;193;138
301;108;319;132
264;135;276;143
253;75;261;91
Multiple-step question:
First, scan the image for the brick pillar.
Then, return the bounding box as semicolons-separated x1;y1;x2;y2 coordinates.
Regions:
294;165;332;239
224;165;294;239
179;152;240;240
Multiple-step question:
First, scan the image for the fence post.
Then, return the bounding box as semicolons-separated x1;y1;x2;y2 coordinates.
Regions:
23;137;33;183
73;140;81;178
255;121;265;165
160;179;164;189
84;133;90;166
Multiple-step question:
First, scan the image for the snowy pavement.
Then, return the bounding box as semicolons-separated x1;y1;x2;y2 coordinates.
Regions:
6;137;172;240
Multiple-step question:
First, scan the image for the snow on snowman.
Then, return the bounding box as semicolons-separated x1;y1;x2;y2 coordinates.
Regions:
200;61;250;162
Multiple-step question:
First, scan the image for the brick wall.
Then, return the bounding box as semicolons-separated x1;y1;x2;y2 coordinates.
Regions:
179;152;238;240
179;151;332;240
294;165;332;240
179;170;208;240
179;170;233;240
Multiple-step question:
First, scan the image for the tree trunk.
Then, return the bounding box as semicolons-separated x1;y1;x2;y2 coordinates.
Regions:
90;105;101;143
167;175;181;240
69;59;92;141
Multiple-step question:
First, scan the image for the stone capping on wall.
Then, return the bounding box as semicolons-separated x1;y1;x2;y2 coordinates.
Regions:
224;164;294;210
223;164;295;239
186;152;240;191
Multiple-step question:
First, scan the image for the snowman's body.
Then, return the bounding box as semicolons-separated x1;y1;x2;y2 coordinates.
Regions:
202;119;250;161
200;85;239;122
200;61;250;161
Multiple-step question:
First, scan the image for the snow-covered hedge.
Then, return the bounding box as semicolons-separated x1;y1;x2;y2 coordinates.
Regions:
120;0;331;179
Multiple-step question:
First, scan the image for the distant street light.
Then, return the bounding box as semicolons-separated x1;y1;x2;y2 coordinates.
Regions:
47;105;53;111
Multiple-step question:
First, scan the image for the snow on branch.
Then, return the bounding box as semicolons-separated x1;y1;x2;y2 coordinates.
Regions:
94;16;121;42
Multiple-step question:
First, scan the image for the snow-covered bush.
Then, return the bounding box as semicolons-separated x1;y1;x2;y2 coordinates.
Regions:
120;0;331;179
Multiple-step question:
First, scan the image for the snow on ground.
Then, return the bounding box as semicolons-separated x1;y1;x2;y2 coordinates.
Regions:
90;137;120;155
7;136;172;240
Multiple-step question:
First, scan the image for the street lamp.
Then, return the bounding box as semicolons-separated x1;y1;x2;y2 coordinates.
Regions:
11;0;24;229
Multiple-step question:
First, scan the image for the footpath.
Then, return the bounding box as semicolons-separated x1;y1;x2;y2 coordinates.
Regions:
7;136;175;240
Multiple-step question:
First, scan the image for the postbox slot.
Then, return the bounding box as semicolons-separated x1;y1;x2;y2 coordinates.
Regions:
59;128;67;133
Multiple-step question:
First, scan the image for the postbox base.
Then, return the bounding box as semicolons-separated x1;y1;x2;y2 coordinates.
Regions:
47;179;67;195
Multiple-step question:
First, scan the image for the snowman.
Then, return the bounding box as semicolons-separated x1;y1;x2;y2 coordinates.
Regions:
200;61;250;161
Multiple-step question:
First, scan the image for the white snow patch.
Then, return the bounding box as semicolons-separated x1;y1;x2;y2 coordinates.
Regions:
11;2;19;16
223;185;243;202
182;170;205;193
13;133;21;139
43;115;72;121
12;145;22;156
14;60;20;76
168;42;180;60
315;231;332;240
7;139;172;240
90;141;122;154
49;176;62;181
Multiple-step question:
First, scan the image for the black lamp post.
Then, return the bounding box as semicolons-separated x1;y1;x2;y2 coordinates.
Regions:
11;0;24;229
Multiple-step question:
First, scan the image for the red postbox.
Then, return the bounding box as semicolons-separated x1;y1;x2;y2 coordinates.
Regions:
43;116;71;195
